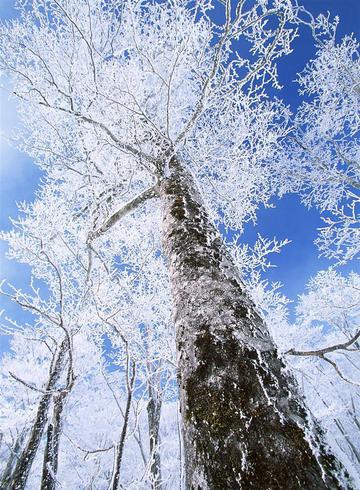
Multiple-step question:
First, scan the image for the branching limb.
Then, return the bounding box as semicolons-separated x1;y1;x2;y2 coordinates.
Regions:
8;372;47;395
89;186;158;241
286;328;360;357
63;432;114;461
321;355;360;387
287;328;360;386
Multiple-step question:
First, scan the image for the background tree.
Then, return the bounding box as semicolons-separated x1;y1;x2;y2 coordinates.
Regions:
295;270;360;482
279;16;360;263
0;176;178;489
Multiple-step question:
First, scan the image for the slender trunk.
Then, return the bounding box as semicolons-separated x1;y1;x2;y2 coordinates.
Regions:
9;339;68;490
334;418;360;467
147;383;162;490
109;361;136;490
40;390;66;490
159;155;348;489
177;402;184;490
309;376;360;467
1;431;26;488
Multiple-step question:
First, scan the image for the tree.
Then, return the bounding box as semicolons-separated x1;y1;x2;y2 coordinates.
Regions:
0;328;50;489
249;266;360;483
285;270;360;482
0;0;355;487
0;178;177;488
279;16;360;263
0;233;84;488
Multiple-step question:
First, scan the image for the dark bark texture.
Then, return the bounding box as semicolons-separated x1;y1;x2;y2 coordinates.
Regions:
8;339;68;490
109;361;136;490
40;391;66;490
0;431;26;488
147;383;162;490
159;155;349;489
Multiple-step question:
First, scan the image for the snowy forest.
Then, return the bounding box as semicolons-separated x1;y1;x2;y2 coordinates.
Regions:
0;0;359;488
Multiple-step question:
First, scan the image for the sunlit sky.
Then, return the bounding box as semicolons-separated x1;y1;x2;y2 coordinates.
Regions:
0;0;359;354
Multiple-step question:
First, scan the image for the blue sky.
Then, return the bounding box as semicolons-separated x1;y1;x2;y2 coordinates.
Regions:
0;0;359;354
239;0;360;302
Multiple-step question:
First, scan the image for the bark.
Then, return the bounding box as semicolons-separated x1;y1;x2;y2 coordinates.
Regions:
147;381;163;490
91;186;158;241
0;431;26;488
8;339;68;490
40;391;66;490
109;361;136;490
159;155;349;489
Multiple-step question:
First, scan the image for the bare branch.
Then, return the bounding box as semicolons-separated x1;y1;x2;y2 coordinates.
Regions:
321;355;360;387
89;186;158;241
63;432;114;461
9;372;47;394
286;328;360;357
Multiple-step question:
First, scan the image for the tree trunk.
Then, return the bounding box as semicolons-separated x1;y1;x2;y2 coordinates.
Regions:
109;361;136;490
159;155;348;489
40;391;66;490
0;431;26;488
9;339;68;490
147;382;162;490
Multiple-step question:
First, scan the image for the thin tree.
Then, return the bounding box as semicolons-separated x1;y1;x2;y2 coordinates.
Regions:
40;341;75;490
280;18;360;263
0;209;91;488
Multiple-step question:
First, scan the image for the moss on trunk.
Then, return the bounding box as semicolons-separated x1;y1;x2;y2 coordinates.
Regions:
160;154;350;489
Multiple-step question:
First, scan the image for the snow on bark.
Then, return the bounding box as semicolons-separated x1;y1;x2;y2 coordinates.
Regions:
8;338;68;490
109;360;136;490
40;390;67;490
160;155;348;489
147;380;163;490
0;432;26;488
